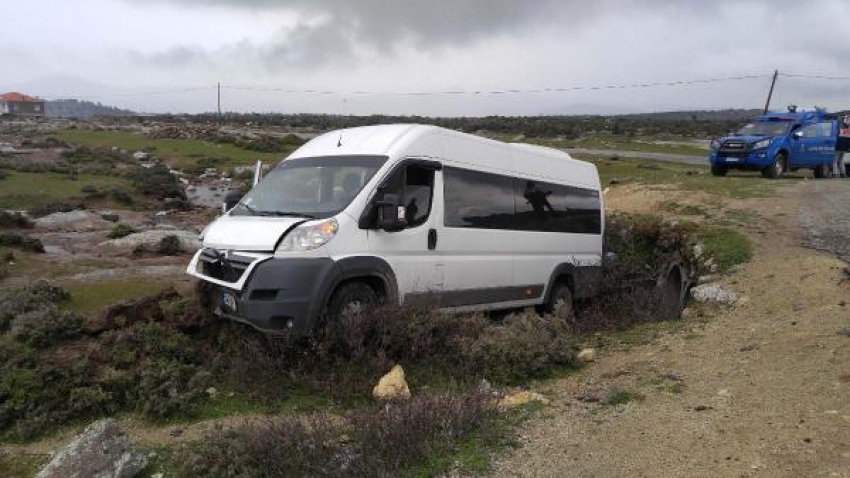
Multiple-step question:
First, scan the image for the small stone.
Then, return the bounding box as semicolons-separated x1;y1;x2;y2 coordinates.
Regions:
837;328;850;337
691;284;738;304
792;300;805;312
206;387;218;399
372;364;411;401
739;343;759;352
577;348;596;363
101;211;119;223
169;428;183;438
693;405;712;412
664;372;683;382
498;390;550;409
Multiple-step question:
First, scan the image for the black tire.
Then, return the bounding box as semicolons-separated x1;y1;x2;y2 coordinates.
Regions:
710;165;728;177
546;283;575;320
762;153;785;179
813;163;830;179
658;268;684;320
327;281;378;319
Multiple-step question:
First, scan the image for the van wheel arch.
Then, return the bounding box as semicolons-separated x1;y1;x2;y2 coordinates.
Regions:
544;264;577;305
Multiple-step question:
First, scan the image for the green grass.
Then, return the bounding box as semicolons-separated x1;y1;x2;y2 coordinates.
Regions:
603;387;643;406
61;278;176;315
0;171;136;210
0;453;49;478
487;133;708;156
57;129;287;170
581;155;782;199
409;402;543;478
694;226;752;273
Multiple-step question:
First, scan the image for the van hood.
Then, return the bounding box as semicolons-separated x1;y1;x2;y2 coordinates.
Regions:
201;215;307;252
721;134;772;143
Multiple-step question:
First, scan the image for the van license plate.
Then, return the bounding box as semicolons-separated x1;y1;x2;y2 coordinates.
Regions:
725;157;739;162
221;292;237;313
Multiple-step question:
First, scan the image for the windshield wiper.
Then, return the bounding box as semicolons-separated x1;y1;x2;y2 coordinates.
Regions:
239;202;259;215
257;211;317;219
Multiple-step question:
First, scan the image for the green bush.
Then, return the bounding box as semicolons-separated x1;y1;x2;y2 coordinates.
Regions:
132;164;186;200
0;211;34;229
0;281;68;332
110;187;134;205
9;307;82;348
179;391;493;478
694;226;752;273
107;223;136;239
157;235;182;255
28;201;84;219
136;360;211;420
0;233;45;253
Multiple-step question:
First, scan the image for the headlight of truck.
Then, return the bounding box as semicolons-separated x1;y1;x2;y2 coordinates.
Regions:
710;139;721;150
276;218;338;253
752;139;771;150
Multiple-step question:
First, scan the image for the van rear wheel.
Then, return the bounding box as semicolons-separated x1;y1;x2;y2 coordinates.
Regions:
546;283;575;320
327;282;378;319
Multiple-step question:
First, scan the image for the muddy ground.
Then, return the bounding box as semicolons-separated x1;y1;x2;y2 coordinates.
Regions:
493;179;850;477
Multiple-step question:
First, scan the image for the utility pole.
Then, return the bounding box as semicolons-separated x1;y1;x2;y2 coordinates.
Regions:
763;70;779;114
217;82;221;118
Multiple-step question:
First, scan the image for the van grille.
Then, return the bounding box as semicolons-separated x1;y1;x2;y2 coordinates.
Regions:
199;249;250;283
719;141;750;157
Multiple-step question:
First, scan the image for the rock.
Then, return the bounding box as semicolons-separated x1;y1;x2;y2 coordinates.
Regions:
101;211;120;223
36;418;147;478
169;428;183;438
99;229;201;253
577;348;596;363
206;387;218;399
697;274;720;285
693;244;704;260
132;151;149;160
837;327;850;337
34;210;94;228
664;372;683;381
372;364;411;401
792;300;805;312
498;390;550;409
690;284;738;305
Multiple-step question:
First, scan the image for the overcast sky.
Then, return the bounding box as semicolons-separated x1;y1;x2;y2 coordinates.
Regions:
2;0;849;116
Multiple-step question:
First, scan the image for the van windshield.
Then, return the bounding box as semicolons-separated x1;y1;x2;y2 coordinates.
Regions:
231;155;388;219
736;121;791;137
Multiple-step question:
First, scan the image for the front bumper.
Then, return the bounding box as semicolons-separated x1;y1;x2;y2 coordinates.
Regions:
187;249;339;335
710;150;771;169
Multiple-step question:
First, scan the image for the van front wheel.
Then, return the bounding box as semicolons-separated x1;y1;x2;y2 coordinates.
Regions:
546;283;575;321
327;282;378;319
762;153;785;179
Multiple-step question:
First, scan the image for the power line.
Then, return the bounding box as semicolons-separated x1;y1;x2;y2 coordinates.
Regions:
780;72;850;81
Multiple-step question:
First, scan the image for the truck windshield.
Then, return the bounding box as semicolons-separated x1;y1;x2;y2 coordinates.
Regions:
231;155;388;219
736;122;791;137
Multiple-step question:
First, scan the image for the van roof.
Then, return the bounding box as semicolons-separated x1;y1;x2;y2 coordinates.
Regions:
287;124;599;188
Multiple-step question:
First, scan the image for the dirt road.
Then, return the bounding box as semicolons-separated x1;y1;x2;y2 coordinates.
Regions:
493;179;850;477
563;148;706;166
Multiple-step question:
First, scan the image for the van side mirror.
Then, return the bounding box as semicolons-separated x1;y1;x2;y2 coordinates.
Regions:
223;190;244;213
792;130;803;140
376;193;407;232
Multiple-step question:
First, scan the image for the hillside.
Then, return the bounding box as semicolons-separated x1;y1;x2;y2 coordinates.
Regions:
46;99;135;119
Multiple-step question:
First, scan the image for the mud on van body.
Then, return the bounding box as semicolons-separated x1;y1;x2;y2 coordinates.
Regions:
187;125;604;335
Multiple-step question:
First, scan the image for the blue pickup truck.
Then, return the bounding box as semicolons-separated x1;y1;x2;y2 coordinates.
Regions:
709;109;840;179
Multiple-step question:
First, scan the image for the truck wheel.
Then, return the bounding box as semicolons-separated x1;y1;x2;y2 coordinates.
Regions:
710;165;728;177
546;283;575;320
762;153;785;179
327;282;378;319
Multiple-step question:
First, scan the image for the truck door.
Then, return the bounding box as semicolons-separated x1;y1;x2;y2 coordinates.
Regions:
793;121;834;166
366;161;443;303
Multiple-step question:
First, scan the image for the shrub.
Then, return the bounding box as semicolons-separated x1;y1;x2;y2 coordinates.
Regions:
9;307;82;348
0;211;34;229
157;235;182;255
80;184;98;194
0;170;7;180
28;201;83;218
107;223;136;239
0;233;45;253
136;360;211;419
132;164;186;200
179;391;494;478
110;187;134;205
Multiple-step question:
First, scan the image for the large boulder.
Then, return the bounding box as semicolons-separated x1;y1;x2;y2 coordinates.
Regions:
690;284;738;305
36;418;148;478
372;364;411;401
99;229;201;253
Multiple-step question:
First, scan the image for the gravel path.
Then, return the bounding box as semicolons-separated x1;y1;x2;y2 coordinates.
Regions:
492;180;850;477
798;179;850;262
563;148;706;165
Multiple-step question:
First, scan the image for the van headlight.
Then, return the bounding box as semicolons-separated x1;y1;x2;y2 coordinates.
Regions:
752;139;771;150
276;218;338;253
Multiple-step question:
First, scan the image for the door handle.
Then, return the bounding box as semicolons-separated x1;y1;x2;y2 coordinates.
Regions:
428;228;438;250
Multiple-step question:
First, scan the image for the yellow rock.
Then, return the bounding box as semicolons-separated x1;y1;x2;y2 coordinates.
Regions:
577;348;596;363
498;390;550;409
372;364;411;401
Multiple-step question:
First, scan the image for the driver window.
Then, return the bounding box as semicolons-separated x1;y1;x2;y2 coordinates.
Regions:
380;163;435;228
800;124;820;138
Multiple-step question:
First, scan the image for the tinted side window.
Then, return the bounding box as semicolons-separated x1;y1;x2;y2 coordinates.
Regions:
444;167;515;229
515;179;601;234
